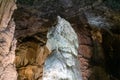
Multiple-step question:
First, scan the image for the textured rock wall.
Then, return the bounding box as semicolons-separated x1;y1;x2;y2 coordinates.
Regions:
15;41;50;80
13;0;120;80
0;0;17;80
75;26;93;80
43;16;82;80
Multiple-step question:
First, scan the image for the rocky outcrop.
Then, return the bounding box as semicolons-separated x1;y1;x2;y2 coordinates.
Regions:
0;0;17;80
43;16;82;80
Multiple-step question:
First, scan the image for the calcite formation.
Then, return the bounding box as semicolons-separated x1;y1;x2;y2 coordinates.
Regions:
43;16;82;80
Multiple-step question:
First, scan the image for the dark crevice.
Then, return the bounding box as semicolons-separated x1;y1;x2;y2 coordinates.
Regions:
103;30;120;80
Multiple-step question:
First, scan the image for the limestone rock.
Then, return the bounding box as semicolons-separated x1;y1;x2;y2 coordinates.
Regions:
43;16;82;80
14;41;50;80
0;0;17;80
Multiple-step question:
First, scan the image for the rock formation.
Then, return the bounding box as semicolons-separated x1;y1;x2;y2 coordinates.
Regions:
43;16;82;80
0;0;17;80
14;42;50;80
0;0;120;80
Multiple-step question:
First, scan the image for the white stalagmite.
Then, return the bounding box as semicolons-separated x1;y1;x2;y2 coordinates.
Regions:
43;16;82;80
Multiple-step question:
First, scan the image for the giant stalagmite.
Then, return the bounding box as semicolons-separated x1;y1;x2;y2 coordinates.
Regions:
43;16;82;80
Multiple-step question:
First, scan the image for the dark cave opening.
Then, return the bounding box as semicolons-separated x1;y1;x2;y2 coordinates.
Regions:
102;30;120;80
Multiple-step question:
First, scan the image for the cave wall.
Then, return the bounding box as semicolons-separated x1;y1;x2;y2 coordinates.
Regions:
0;0;120;80
13;0;120;80
0;0;17;80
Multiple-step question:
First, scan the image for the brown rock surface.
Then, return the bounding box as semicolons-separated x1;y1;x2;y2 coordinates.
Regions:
0;0;17;80
75;27;93;80
14;41;50;80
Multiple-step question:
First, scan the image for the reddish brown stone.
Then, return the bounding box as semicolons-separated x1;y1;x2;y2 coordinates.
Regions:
79;45;93;59
78;34;92;45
